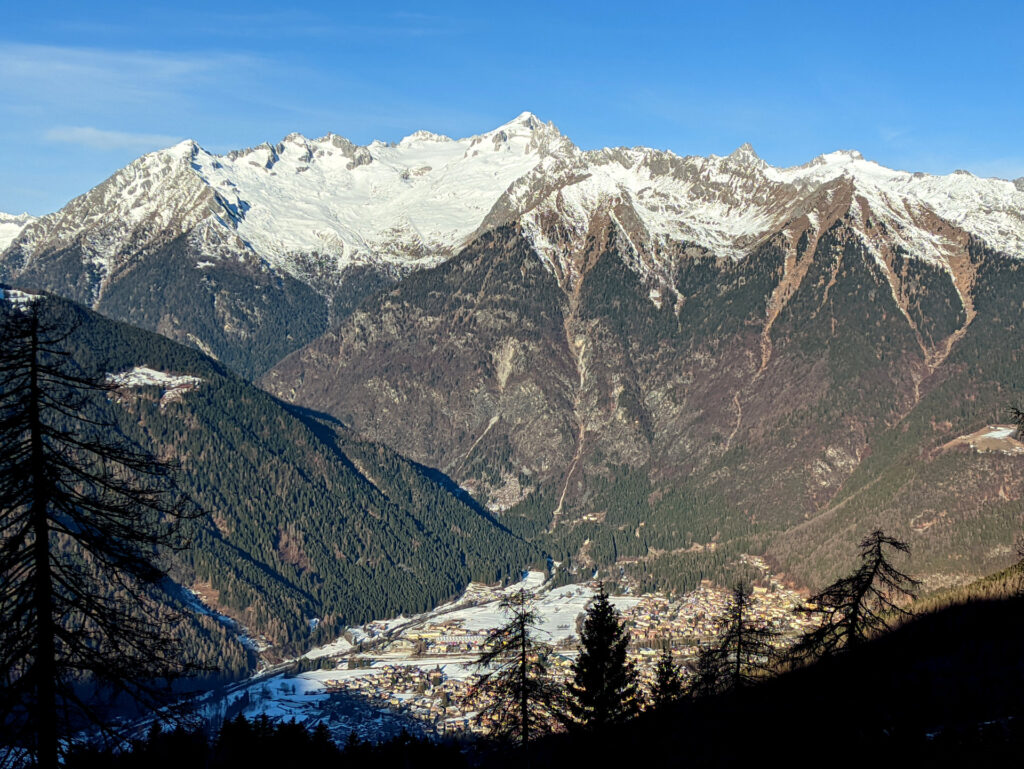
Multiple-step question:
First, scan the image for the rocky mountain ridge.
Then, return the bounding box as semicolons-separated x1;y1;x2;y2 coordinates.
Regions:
3;113;566;301
3;115;1021;375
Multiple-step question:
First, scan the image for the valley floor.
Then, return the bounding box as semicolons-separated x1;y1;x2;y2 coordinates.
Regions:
200;562;814;743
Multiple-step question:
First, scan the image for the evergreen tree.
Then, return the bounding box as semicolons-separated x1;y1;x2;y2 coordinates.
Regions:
567;582;640;729
0;300;202;768
688;642;726;698
469;589;566;749
791;529;920;662
649;645;685;707
714;582;779;691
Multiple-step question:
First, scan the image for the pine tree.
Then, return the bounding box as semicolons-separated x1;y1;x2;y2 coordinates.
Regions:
791;529;920;662
649;645;685;707
469;589;566;749
567;582;640;729
714;582;779;692
0;299;202;768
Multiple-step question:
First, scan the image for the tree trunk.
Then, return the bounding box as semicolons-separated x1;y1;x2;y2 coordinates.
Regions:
27;318;58;769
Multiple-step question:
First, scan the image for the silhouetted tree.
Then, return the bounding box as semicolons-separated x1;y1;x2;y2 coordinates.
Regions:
688;642;726;698
0;300;202;768
1010;406;1024;443
713;582;779;691
469;589;566;750
649;645;685;706
567;583;640;728
791;529;921;662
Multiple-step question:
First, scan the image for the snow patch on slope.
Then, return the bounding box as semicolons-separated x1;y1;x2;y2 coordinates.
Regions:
107;366;203;409
107;366;203;389
0;287;40;305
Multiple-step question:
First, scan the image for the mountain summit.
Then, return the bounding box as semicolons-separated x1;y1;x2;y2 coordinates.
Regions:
0;212;37;252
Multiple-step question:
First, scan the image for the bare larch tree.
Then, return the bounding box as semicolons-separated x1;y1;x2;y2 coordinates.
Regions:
0;299;202;769
790;529;920;663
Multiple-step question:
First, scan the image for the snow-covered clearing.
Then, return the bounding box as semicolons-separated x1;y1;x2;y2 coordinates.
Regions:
940;424;1024;456
107;366;202;389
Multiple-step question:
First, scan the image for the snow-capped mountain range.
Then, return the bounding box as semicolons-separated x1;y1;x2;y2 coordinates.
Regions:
4;112;1022;297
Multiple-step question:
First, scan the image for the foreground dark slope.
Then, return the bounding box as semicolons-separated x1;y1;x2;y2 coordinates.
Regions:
61;573;1024;768
26;295;537;651
512;594;1024;769
265;208;1024;592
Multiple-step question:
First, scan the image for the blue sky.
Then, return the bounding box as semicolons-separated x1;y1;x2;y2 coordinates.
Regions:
2;0;1022;215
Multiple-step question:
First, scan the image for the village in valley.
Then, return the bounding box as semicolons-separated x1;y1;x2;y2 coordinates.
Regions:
217;557;820;740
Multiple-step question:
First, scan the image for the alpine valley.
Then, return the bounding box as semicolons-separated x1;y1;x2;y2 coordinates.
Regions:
4;113;1024;657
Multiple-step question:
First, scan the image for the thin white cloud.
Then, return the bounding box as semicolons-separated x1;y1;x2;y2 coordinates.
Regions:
879;126;911;143
44;126;182;151
0;43;260;111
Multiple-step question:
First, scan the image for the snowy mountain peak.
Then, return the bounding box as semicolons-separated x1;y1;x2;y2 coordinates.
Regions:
165;139;201;159
0;212;37;252
727;142;762;164
512;110;542;125
465;111;568;157
796;149;873;175
399;129;452;146
495;111;547;134
832;148;864;161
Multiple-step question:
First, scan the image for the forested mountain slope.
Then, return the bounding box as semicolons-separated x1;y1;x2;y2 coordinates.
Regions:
10;292;538;652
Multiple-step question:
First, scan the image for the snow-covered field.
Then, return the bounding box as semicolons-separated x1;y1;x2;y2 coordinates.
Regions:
419;581;639;642
311;570;639;653
106;366;203;409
